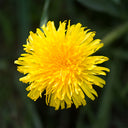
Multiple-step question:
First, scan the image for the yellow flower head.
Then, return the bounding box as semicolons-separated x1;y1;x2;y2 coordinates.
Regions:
15;21;110;110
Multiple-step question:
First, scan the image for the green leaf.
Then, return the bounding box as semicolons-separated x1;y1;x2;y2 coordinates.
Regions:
77;0;120;17
102;22;128;47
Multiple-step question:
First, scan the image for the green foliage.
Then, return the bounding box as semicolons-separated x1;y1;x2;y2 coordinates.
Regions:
77;0;120;17
0;0;128;128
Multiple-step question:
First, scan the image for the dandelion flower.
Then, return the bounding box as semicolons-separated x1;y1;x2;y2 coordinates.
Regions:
15;21;110;110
